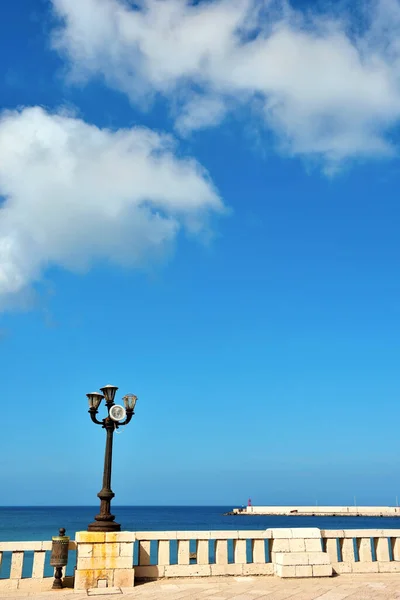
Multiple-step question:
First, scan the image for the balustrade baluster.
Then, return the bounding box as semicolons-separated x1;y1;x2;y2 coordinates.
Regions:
32;551;46;578
10;552;24;579
197;540;209;565
177;540;190;565
139;541;151;566
375;538;390;562
357;538;373;562
325;538;339;563
252;539;265;563
341;538;355;562
215;540;228;564
234;539;246;564
158;540;170;566
391;537;400;561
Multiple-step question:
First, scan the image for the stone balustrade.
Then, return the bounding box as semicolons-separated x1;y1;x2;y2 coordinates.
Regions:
133;528;400;580
2;529;400;591
0;540;76;591
321;529;400;574
134;530;273;580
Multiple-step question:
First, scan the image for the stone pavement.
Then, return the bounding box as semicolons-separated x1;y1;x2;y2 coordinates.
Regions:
2;575;400;600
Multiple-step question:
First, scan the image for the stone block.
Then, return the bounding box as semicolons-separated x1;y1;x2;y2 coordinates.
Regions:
176;531;211;540
17;578;54;592
74;569;114;590
238;530;271;539
378;561;400;573
105;532;136;543
289;539;305;552
108;556;133;570
291;528;321;539
321;530;344;538
77;544;94;558
274;552;309;566
92;542;119;557
0;541;43;551
351;562;379;573
208;531;238;540
242;563;274;576
76;532;106;544
42;541;53;551
295;565;313;577
269;528;292;539
307;552;331;565
0;580;18;591
136;531;176;540
113;568;135;587
305;539;322;552
275;564;296;578
119;543;134;558
211;563;243;576
312;564;332;577
382;530;400;537
344;529;374;538
77;557;102;571
135;565;165;579
166;564;212;577
77;555;133;571
271;539;290;552
331;562;352;574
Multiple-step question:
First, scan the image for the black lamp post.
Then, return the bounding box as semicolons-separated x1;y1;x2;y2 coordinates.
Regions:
87;385;138;532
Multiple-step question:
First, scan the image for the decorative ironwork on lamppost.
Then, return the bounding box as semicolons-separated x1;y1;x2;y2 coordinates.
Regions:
87;385;138;532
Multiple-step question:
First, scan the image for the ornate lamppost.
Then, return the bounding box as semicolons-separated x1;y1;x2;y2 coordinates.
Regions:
86;384;138;532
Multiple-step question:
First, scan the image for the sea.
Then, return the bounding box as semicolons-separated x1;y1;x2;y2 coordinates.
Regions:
1;506;400;579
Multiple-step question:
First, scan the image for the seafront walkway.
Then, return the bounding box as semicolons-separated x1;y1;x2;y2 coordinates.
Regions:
1;574;400;600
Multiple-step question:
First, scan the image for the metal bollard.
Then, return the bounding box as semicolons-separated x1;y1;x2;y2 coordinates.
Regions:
50;528;70;589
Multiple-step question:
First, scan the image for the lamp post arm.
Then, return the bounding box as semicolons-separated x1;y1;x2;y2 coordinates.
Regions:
118;409;134;427
89;408;104;426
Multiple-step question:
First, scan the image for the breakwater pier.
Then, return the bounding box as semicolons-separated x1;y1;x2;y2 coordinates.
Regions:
226;506;400;517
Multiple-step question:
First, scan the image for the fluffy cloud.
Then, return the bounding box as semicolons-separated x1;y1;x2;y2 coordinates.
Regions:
51;0;400;168
0;107;222;304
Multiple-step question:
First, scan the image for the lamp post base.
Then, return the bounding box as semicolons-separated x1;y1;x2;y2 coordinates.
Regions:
87;521;121;532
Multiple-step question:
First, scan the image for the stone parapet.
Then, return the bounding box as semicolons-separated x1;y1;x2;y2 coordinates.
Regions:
74;531;135;590
3;527;400;590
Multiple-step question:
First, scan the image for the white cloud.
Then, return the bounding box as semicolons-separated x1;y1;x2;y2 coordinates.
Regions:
51;0;400;168
0;106;223;304
175;94;229;135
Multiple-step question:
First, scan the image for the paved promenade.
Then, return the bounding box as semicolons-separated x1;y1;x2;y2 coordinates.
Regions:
2;575;400;600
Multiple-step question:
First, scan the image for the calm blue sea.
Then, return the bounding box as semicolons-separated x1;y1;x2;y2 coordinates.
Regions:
1;507;400;579
1;505;400;541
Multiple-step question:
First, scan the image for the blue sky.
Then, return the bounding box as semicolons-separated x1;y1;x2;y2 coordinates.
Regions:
1;0;400;507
